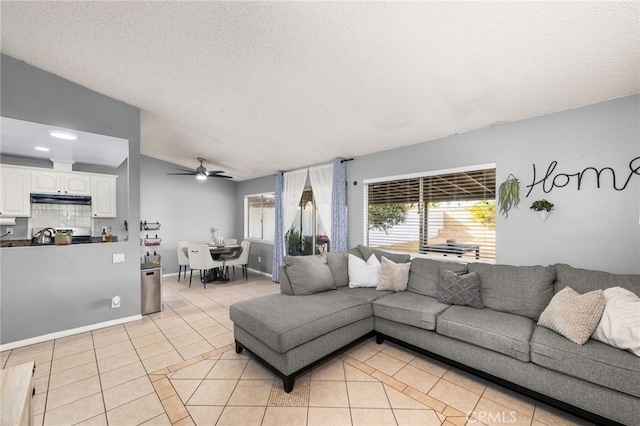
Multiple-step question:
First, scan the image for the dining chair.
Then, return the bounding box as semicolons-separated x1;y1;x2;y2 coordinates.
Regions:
186;244;225;288
176;241;189;282
224;240;250;280
219;238;240;267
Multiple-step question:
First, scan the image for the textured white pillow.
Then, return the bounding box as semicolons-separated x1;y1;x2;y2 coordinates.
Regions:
348;253;381;288
538;286;605;345
592;287;640;356
377;256;410;292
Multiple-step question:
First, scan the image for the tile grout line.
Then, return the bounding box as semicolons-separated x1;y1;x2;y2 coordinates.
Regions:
146;345;236;425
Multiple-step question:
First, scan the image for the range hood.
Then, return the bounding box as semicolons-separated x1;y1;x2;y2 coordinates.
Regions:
31;193;92;205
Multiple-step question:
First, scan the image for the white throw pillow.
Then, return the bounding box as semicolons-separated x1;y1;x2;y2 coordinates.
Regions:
348;253;381;288
592;287;640;356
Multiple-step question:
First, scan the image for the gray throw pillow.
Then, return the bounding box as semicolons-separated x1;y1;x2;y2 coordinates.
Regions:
283;254;336;295
438;270;483;308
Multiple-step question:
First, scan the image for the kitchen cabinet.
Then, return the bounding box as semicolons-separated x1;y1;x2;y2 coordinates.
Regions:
0;165;31;217
32;170;91;195
91;175;117;218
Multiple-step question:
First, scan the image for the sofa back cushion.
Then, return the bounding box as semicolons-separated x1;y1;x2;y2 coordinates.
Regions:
282;254;336;295
407;258;468;297
326;251;349;287
279;266;294;295
553;263;640;297
468;263;556;321
355;245;411;264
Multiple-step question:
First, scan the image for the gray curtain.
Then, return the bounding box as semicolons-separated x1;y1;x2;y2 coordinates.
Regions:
331;159;348;251
272;172;284;282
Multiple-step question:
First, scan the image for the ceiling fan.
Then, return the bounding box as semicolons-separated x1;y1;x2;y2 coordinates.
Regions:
167;157;232;180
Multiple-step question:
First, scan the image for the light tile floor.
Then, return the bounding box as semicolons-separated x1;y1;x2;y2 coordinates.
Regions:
1;273;593;426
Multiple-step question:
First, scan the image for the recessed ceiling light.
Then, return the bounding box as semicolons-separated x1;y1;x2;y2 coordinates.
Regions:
48;130;78;140
34;146;50;152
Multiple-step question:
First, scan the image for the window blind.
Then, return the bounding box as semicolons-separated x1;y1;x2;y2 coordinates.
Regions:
247;195;275;241
366;168;496;261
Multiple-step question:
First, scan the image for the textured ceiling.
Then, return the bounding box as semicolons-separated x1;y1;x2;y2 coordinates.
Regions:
1;1;638;181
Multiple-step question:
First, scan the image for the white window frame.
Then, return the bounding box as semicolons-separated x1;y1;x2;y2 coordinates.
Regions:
244;192;275;244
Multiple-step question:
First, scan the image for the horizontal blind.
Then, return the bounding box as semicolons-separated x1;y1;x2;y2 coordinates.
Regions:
247;195;275;241
366;168;496;261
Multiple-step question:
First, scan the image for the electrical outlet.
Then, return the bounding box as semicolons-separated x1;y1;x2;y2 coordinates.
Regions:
6;228;13;235
111;296;121;309
112;253;125;263
258;256;262;263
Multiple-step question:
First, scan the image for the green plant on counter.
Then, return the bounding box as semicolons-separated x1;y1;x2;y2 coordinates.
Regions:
55;230;73;236
498;174;520;218
209;226;218;236
530;199;554;212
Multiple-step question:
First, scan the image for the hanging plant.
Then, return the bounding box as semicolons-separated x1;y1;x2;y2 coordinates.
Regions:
498;174;520;218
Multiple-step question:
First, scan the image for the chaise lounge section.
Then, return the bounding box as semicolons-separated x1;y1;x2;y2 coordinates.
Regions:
229;246;639;425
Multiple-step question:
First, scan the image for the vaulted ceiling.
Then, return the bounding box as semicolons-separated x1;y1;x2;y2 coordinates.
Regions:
1;1;638;181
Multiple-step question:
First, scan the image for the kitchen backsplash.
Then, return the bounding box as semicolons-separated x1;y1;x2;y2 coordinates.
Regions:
31;203;92;230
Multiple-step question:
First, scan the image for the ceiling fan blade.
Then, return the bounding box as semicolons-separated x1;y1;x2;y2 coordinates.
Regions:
213;174;233;179
205;170;225;176
174;167;196;173
166;172;197;175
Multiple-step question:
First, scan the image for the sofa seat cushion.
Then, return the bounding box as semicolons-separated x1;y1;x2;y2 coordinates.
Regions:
336;286;393;302
530;326;640;398
372;292;449;331
229;291;372;353
436;306;534;362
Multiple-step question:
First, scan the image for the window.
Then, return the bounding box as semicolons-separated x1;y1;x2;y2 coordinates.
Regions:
286;187;329;256
245;193;275;242
365;165;496;261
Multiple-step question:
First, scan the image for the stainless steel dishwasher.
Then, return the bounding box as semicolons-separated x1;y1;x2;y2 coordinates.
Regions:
141;264;163;315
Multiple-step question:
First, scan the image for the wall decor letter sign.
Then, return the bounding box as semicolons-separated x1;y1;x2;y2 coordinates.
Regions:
525;156;640;197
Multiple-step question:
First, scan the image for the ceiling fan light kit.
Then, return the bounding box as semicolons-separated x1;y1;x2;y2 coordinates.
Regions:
167;157;232;180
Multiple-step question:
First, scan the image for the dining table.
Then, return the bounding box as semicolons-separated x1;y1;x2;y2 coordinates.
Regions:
208;244;240;258
206;244;241;282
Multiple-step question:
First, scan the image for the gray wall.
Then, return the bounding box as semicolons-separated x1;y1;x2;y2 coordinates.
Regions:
233;95;639;276
347;95;639;274
235;174;276;274
139;155;237;274
0;54;141;345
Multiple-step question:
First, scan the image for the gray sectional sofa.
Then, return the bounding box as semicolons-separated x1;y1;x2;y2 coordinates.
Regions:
229;246;640;425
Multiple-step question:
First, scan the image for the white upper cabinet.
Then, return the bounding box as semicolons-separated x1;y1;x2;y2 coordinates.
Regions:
91;175;117;218
32;170;91;195
0;165;31;217
63;173;92;195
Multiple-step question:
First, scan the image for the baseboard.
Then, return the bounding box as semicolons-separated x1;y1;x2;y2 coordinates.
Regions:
246;267;272;278
0;315;143;352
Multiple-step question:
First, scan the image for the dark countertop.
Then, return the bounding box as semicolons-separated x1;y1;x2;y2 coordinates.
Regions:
1;236;118;248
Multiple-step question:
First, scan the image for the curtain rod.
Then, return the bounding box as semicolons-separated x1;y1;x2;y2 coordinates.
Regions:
276;158;354;175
